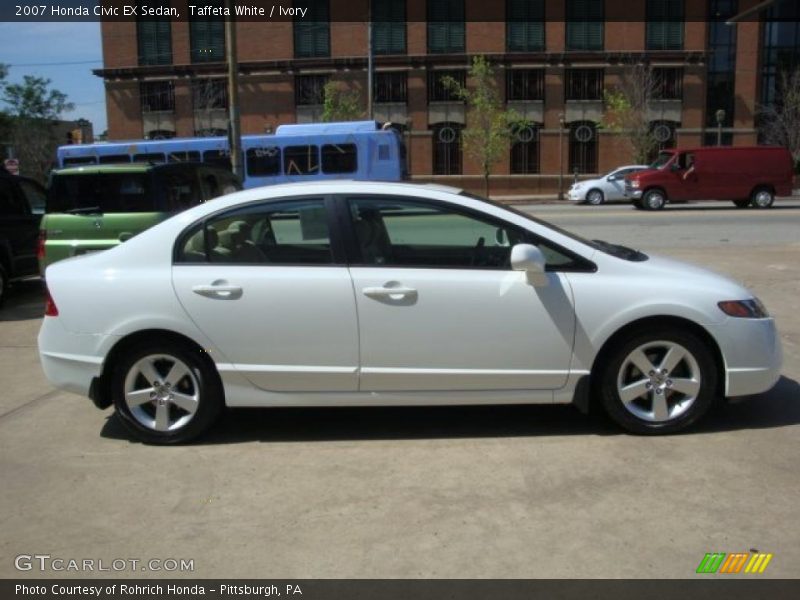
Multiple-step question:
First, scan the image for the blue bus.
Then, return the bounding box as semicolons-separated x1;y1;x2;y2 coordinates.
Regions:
56;121;407;189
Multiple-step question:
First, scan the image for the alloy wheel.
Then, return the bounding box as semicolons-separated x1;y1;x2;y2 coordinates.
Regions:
616;341;701;423
752;190;774;208
123;354;200;432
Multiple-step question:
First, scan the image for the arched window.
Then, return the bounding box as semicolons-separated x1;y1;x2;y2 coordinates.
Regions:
510;123;541;174
431;122;462;175
568;121;597;174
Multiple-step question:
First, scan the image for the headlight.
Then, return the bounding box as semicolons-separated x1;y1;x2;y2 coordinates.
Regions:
718;298;769;319
629;180;641;188
572;183;582;190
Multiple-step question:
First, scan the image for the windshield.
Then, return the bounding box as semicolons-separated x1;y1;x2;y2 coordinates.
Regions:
649;152;674;170
459;191;649;262
48;173;155;213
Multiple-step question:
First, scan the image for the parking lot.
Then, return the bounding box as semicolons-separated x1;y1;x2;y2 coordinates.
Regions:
1;201;799;579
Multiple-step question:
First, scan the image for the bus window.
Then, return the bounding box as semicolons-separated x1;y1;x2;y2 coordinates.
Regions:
168;151;201;163
322;143;357;174
62;156;97;166
133;153;166;163
246;147;281;176
98;154;132;164
284;145;319;176
203;150;231;169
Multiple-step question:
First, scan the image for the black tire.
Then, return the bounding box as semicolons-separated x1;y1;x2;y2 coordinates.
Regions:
0;264;7;307
750;187;775;209
641;189;667;211
111;340;223;444
586;188;605;205
733;199;750;209
598;327;718;435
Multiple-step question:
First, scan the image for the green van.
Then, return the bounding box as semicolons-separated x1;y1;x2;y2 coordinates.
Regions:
39;162;241;271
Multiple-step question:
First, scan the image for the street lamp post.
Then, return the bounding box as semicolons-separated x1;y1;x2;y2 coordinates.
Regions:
558;113;565;200
716;109;726;146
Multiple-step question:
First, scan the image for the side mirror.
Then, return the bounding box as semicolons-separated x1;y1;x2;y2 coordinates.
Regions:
511;243;546;274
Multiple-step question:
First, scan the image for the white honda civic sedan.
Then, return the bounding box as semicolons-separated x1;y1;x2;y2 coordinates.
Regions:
38;181;781;443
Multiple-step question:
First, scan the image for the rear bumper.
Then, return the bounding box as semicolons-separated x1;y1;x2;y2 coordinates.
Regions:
37;317;113;398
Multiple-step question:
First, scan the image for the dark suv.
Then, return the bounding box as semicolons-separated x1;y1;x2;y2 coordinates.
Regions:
0;167;46;305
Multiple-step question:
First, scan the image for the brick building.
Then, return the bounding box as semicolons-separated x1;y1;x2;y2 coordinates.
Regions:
95;0;800;195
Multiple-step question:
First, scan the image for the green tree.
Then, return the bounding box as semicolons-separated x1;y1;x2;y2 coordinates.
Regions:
1;74;74;181
321;81;363;122
601;61;658;164
441;56;529;196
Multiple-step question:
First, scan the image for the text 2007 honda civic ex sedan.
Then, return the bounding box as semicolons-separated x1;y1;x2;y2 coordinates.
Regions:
38;181;781;443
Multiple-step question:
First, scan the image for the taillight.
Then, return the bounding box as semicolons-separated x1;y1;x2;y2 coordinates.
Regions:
44;287;58;317
37;230;46;261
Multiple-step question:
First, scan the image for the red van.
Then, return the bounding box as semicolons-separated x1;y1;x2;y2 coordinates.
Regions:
625;146;794;210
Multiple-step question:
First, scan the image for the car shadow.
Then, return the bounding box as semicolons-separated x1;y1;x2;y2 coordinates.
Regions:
0;278;44;322
653;202;800;212
100;376;800;445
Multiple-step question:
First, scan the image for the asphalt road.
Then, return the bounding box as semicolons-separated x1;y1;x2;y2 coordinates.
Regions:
1;201;798;579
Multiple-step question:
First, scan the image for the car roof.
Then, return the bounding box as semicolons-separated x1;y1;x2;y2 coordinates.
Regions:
229;180;464;199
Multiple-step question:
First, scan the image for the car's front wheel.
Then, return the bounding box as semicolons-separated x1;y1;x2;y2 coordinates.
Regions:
586;189;605;205
599;328;718;434
111;340;223;444
641;189;667;210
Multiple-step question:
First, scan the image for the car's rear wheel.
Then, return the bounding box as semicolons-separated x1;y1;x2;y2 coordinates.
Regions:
586;189;605;205
599;328;718;434
111;340;223;444
732;199;750;209
750;187;775;209
641;189;667;210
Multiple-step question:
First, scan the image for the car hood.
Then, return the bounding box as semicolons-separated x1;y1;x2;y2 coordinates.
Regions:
634;253;752;299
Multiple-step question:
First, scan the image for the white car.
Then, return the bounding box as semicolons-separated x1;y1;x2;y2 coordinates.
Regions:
568;165;651;204
38;181;781;443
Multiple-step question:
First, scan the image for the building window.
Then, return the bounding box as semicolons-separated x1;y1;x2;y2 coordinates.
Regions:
295;75;329;106
432;123;462;175
137;20;172;66
506;0;545;52
510;124;540;174
565;69;604;101
190;1;225;63
506;69;544;101
761;1;800;108
566;0;603;51
192;79;228;136
428;0;465;54
192;79;228;110
294;0;330;58
706;0;737;141
375;72;407;103
568;121;597;174
652;67;683;100
373;0;406;55
428;70;465;102
140;81;175;112
646;0;684;50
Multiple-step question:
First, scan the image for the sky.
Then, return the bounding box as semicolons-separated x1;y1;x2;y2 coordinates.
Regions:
0;22;107;132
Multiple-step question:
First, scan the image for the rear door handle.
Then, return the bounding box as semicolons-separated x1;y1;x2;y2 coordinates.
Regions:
192;281;243;300
362;285;417;299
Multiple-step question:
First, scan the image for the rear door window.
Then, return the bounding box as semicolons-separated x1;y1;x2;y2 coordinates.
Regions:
48;173;156;213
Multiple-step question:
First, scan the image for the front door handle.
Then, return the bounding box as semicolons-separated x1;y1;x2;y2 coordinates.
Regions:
192;281;243;300
362;285;417;299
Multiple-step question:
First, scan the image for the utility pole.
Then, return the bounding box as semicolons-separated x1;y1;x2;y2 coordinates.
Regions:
367;16;374;120
558;113;565;200
225;0;243;178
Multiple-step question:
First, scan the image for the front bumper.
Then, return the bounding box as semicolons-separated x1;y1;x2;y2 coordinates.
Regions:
625;187;643;199
567;188;584;202
709;317;782;397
